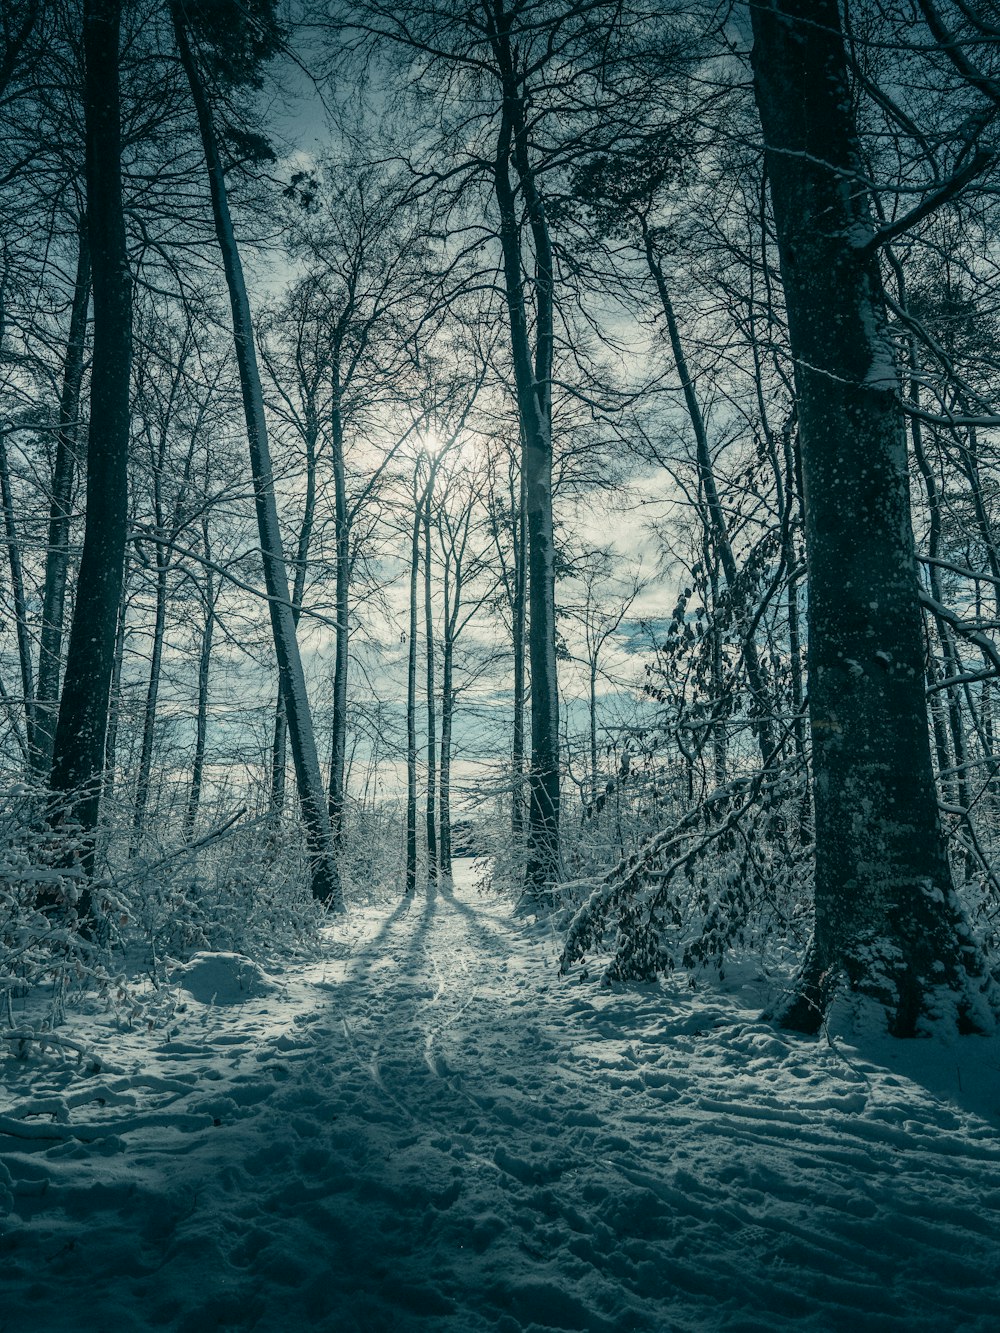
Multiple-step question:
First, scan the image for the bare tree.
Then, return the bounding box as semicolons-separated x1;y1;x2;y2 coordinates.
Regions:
48;0;132;901
34;216;91;775
171;0;342;907
749;0;995;1033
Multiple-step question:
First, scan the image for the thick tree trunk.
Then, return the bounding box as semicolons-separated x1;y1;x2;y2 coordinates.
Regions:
35;220;91;775
750;0;993;1034
173;3;341;908
49;0;131;893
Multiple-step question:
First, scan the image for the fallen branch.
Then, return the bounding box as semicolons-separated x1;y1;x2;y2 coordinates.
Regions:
0;1028;100;1068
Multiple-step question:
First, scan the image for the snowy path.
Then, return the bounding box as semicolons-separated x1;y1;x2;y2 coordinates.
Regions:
3;860;1000;1332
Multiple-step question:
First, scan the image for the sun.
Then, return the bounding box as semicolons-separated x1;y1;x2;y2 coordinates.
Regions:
419;428;482;473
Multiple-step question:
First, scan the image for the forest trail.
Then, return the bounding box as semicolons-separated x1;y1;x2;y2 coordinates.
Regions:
3;860;1000;1333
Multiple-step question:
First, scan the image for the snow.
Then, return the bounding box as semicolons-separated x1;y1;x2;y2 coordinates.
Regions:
3;858;1000;1331
169;952;276;1005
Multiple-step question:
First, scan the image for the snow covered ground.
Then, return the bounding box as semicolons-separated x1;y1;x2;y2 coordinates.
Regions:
3;859;1000;1333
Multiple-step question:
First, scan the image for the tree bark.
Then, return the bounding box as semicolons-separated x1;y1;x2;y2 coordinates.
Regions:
49;0;131;892
173;2;342;908
750;0;993;1034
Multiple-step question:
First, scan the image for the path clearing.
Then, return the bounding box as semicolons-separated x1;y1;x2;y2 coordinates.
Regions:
3;859;1000;1332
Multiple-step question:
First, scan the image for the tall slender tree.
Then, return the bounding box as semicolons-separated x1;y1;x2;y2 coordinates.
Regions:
405;466;422;895
35;217;91;774
171;0;342;907
423;466;438;881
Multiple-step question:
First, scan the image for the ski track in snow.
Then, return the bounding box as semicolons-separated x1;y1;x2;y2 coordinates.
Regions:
3;859;1000;1333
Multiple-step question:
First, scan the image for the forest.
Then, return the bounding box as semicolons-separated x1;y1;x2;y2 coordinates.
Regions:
3;1;1000;1330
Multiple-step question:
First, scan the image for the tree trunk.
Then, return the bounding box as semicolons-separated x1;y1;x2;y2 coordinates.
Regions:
511;461;527;840
750;0;994;1035
184;526;214;838
269;689;287;813
328;394;350;847
173;3;341;908
423;480;437;880
271;414;317;815
706;550;728;788
589;659;599;810
492;72;560;894
35;219;91;775
0;424;35;761
781;423;809;815
439;553;455;881
405;473;420;895
102;569;127;806
49;0;131;894
131;555;167;849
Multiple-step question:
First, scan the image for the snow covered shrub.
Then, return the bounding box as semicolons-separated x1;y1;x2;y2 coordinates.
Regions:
339;800;408;902
0;788;344;1037
559;756;813;984
0;784;114;1027
121;810;326;965
471;797;525;899
565;752;682;883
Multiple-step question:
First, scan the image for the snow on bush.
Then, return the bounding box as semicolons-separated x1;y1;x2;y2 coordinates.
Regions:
0;783;101;1029
558;757;813;985
170;951;275;1004
0;789;325;1034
